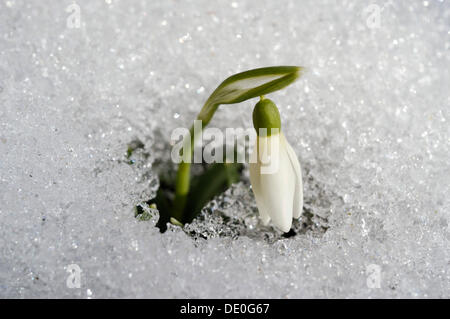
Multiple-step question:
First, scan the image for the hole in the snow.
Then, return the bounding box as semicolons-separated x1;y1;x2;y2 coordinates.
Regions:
129;136;337;243
282;229;297;238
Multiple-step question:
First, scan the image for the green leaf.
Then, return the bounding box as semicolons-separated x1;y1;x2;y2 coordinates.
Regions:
169;217;183;227
208;66;303;106
196;66;303;126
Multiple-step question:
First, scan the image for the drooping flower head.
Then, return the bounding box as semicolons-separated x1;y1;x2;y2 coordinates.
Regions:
249;98;303;232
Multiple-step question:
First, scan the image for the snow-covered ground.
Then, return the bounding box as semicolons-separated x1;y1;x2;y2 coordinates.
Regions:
0;0;449;298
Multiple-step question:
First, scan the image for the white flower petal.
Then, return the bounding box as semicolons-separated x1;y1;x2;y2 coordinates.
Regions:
281;133;303;219
249;158;271;225
257;135;295;232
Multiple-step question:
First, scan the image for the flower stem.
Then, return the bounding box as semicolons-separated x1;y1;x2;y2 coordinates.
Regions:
172;99;218;222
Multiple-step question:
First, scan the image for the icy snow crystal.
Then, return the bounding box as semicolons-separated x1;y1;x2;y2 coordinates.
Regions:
0;0;449;298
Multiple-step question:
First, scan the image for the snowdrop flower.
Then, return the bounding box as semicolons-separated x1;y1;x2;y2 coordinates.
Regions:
169;66;303;226
249;98;303;232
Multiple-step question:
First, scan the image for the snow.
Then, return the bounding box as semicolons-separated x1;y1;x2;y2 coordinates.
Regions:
0;0;449;298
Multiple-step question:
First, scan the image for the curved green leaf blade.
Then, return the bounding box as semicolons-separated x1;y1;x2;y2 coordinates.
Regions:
208;66;303;106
